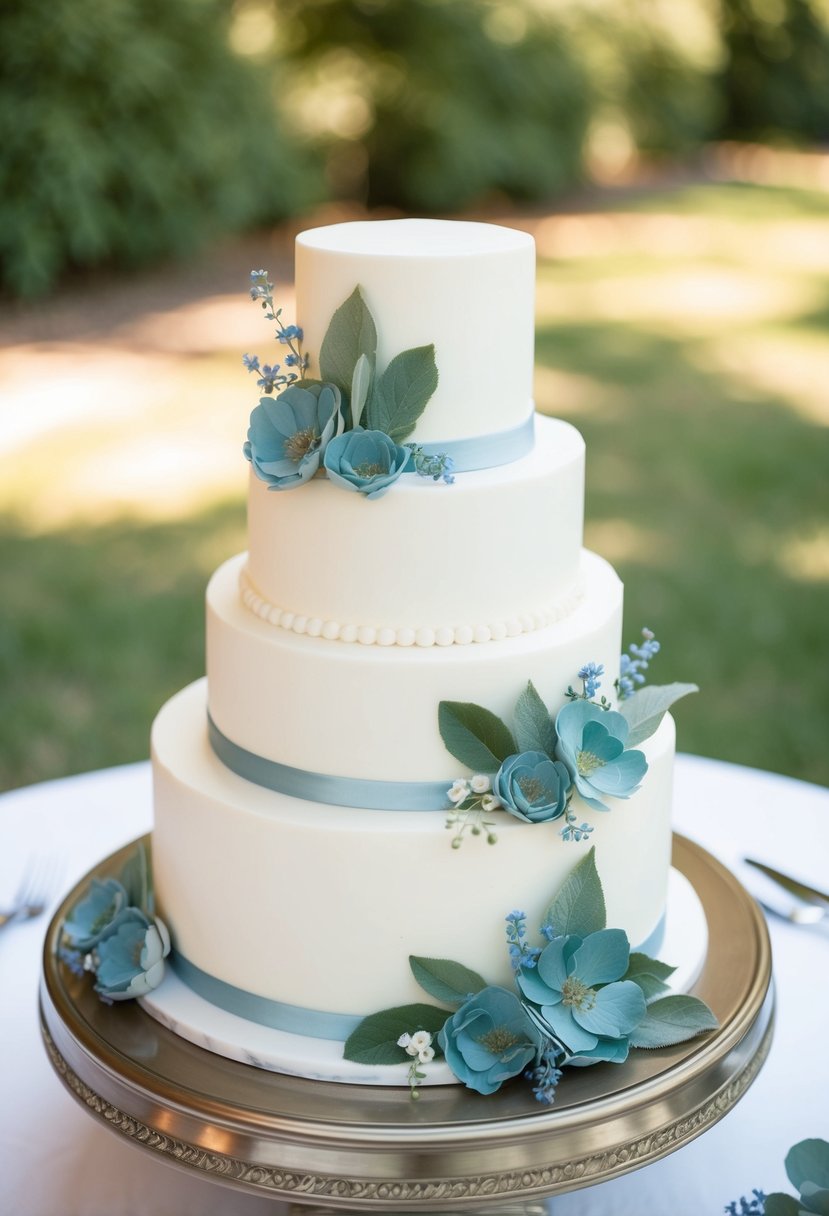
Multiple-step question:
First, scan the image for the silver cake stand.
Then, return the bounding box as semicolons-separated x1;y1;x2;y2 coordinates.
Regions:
40;834;773;1212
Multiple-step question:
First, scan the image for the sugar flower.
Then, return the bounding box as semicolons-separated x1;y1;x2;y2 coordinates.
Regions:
438;986;542;1095
323;429;410;500
494;751;572;824
555;700;647;811
63;878;129;950
244;382;344;491
93;908;171;1001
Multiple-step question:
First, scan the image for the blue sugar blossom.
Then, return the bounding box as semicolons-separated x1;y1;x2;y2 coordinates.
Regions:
617;628;660;699
93;908;171;1001
494;751;572;824
505;910;541;972
278;324;303;343
555;700;647;811
527;1043;564;1104
577;662;604;700
244;382;344;491
438;986;543;1095
63;878;129;950
516;928;646;1057
323;429;410;499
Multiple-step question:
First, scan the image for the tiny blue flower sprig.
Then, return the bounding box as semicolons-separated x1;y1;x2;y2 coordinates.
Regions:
439;640;697;849
243;273;453;499
725;1137;829;1216
343;847;718;1102
616;627;661;700
59;843;171;1003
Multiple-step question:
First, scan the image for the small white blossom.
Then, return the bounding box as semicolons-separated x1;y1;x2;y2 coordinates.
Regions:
470;774;491;793
418;1045;435;1064
409;1030;433;1052
397;1033;412;1049
448;780;471;804
481;794;501;812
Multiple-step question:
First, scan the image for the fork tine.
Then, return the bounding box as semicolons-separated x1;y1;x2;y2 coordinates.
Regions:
18;854;62;913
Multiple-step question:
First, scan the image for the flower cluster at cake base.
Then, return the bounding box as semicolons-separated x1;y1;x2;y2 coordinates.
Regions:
343;848;717;1101
243;271;453;499
58;843;170;1002
441;629;698;848
726;1138;829;1216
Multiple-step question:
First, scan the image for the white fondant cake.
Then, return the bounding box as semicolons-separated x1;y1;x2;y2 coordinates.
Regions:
150;219;686;1081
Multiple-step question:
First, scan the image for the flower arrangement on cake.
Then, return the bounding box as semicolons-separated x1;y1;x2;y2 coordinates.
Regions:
243;270;454;498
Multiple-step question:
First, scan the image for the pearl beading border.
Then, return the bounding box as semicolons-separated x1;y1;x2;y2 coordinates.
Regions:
239;566;584;647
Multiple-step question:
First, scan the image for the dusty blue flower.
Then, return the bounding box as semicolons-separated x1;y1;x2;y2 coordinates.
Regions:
516;928;646;1057
494;751;572;824
438;985;543;1095
555;700;647;811
93;908;171;1001
577;661;604;700
244;382;344;491
324;428;410;500
63;878;129;950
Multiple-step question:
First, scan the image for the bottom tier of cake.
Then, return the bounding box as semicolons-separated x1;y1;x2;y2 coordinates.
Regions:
152;680;676;1035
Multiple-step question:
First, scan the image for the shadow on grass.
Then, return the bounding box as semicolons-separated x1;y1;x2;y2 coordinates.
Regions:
537;318;829;786
0;500;245;791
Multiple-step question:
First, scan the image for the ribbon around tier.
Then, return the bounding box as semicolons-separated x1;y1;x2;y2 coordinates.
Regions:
170;913;666;1042
411;411;535;472
208;713;456;811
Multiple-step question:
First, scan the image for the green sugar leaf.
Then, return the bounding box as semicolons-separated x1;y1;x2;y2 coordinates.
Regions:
542;846;606;938
319;286;377;398
629;972;672;1004
786;1138;829;1192
619;683;699;747
438;701;517;772
761;1195;801;1216
628;994;718;1049
409;956;487;1007
120;840;153;916
513;680;556;757
624;952;676;982
343;1003;449;1065
365;344;439;442
350;352;373;428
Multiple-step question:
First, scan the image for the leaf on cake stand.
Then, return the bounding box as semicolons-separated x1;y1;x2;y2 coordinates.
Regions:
343;1003;449;1065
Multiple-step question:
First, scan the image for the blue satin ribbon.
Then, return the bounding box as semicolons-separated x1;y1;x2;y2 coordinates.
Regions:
411;412;535;473
171;912;667;1042
208;714;452;810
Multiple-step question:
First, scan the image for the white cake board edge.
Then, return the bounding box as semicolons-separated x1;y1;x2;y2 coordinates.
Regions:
140;866;708;1087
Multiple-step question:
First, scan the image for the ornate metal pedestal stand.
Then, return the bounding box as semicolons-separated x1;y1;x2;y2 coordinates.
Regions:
41;834;773;1211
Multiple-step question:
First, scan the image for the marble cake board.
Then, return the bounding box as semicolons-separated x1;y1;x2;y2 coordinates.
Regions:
139;865;708;1086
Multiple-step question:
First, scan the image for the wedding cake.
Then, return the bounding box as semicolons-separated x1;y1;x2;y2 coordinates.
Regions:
148;218;692;1084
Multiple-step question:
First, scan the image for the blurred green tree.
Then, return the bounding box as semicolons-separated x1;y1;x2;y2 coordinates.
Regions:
273;0;593;211
0;0;317;297
717;0;829;142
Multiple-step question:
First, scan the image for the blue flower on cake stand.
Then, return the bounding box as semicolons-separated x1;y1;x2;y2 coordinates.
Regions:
93;908;171;1001
494;751;572;824
63;877;129;950
516;928;645;1057
244;382;344;491
438;985;542;1095
555;700;647;811
323;429;410;499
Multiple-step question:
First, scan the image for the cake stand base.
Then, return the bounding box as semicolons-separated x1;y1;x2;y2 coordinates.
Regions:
40;833;773;1210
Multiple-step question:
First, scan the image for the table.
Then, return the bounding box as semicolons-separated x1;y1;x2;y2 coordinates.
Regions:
1;756;827;1215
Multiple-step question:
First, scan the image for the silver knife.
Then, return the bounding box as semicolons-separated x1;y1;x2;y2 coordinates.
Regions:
744;858;829;909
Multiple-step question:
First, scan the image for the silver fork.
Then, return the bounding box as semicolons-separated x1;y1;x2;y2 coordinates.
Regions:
0;855;62;930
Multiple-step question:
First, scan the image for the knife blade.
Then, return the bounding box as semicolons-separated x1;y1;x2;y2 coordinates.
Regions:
744;858;829;909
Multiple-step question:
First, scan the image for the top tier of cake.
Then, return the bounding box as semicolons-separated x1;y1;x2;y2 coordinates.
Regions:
296;218;535;446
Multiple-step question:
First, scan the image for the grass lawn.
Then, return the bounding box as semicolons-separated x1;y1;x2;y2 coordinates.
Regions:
1;180;828;790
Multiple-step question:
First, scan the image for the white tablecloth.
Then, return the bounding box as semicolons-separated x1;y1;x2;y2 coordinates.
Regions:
1;755;827;1215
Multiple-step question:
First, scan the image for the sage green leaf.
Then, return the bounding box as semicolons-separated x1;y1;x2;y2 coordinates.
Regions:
624;953;676;982
761;1195;800;1216
438;701;517;772
409;956;487;1007
120;841;153;915
350;352;373;428
513;680;556;757
365;344;438;442
319;286;377;397
343;1003;449;1065
542;846;606;938
628;972;672;1004
786;1139;829;1192
628;994;718;1048
619;683;699;747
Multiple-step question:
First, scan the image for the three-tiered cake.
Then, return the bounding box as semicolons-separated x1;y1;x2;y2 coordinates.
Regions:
150;219;677;1070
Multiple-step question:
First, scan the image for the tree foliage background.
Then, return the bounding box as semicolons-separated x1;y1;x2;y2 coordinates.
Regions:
2;0;828;297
